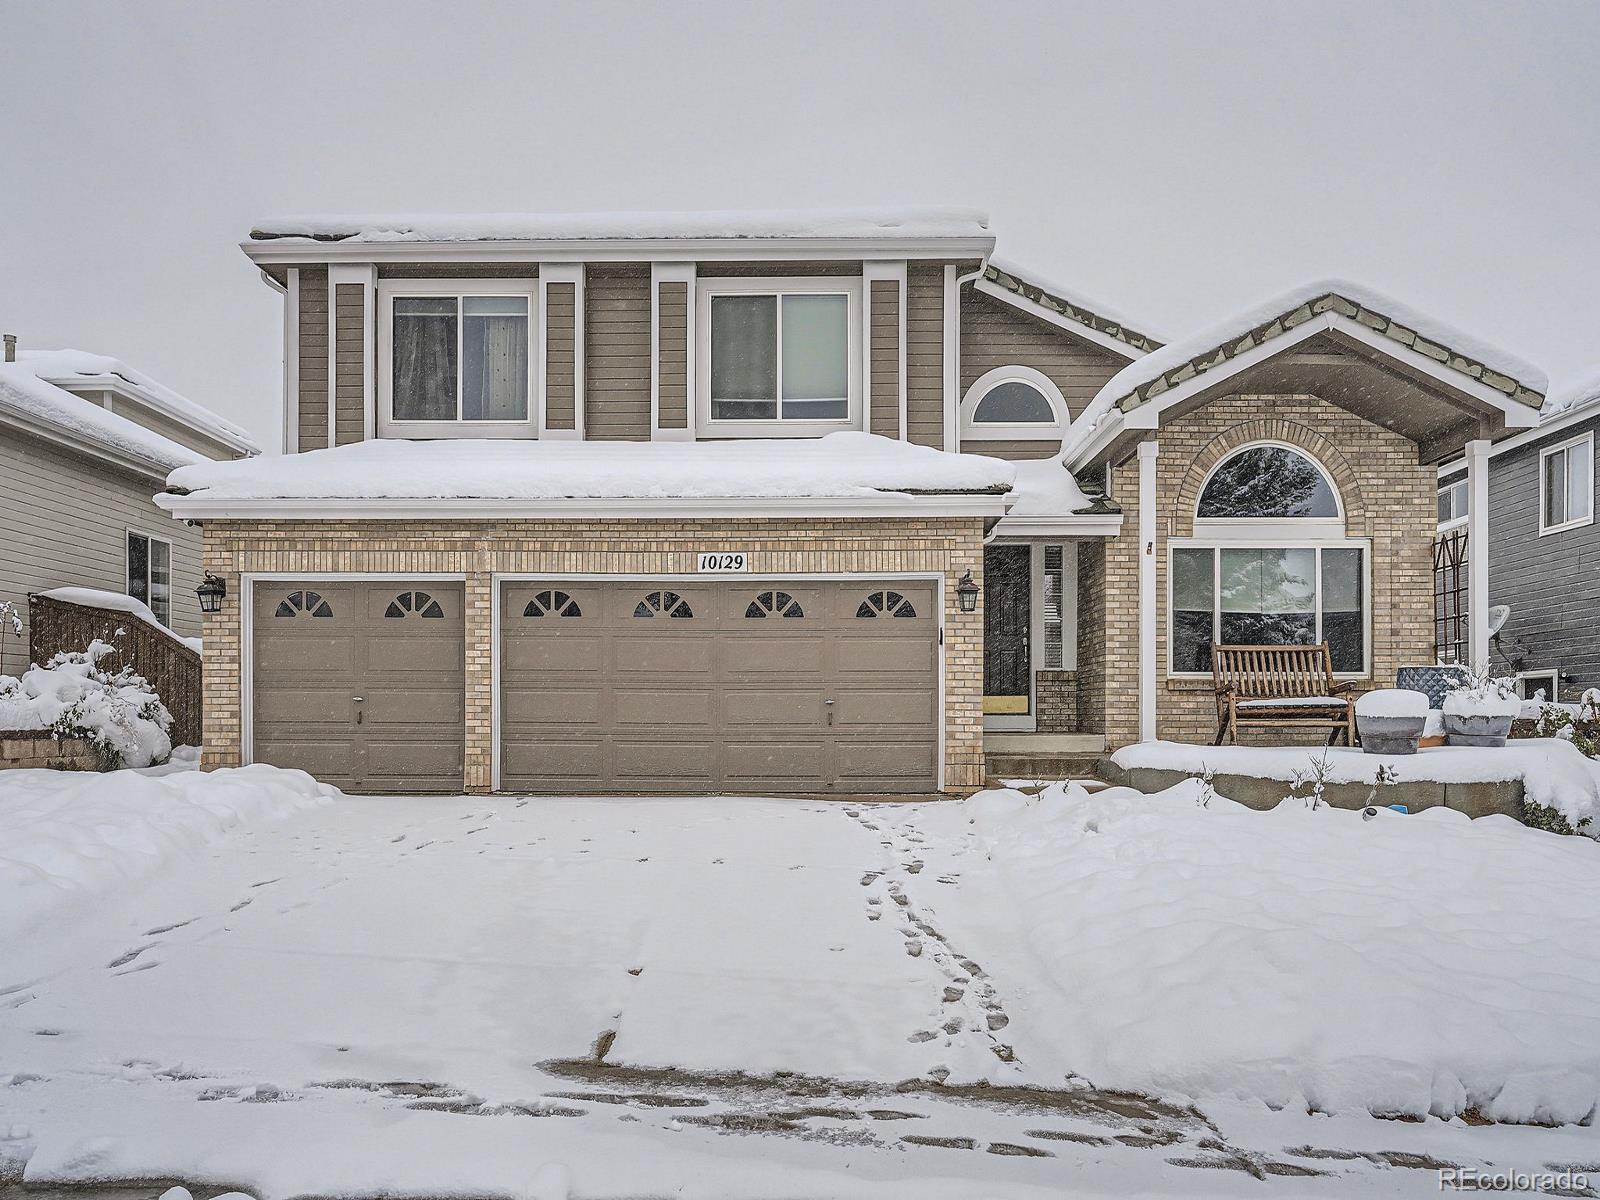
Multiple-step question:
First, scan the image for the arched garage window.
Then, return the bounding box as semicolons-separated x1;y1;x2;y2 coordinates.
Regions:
959;366;1067;442
1173;443;1365;676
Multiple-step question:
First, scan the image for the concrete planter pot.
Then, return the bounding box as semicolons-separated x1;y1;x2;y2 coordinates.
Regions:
1443;712;1514;748
1356;714;1426;755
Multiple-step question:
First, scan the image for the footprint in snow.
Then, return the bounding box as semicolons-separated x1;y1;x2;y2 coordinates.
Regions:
251;878;281;888
113;960;160;978
230;897;253;913
106;945;156;969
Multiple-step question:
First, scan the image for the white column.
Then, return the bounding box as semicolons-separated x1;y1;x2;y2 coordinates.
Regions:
1466;438;1491;671
1138;440;1160;741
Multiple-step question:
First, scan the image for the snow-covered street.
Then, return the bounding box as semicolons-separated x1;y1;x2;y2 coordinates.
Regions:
3;773;1599;1197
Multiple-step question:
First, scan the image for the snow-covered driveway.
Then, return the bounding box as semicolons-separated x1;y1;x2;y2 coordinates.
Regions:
4;781;1599;1197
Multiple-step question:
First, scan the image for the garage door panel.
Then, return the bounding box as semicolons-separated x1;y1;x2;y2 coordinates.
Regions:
503;738;604;784
505;688;604;727
723;741;829;784
610;635;715;675
723;636;825;676
721;689;825;726
836;636;936;675
365;637;462;674
255;687;351;725
252;739;356;782
833;690;937;726
503;634;606;672
361;737;465;782
610;740;718;785
360;688;464;726
834;741;938;780
256;636;358;674
613;689;715;726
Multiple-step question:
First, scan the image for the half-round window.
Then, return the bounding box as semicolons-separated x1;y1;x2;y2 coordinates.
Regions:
1197;445;1339;519
523;590;581;617
973;381;1055;424
385;590;445;618
275;590;333;618
856;590;917;619
634;590;694;619
745;590;803;619
960;365;1068;441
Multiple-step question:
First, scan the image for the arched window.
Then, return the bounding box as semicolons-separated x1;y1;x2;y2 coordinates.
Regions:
634;590;693;619
1175;443;1364;678
385;590;445;618
275;590;333;618
959;366;1067;441
1197;445;1339;519
856;590;917;619
745;590;803;618
523;590;581;617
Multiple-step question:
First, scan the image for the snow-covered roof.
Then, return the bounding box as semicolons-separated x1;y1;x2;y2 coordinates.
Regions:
1542;366;1600;419
18;349;258;454
250;207;991;245
160;433;1018;518
982;259;1166;355
0;358;206;475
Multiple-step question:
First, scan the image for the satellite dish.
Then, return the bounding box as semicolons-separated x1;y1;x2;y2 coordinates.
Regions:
1487;605;1511;638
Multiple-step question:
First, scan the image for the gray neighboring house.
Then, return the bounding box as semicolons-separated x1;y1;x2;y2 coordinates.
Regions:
1438;371;1600;702
0;340;258;656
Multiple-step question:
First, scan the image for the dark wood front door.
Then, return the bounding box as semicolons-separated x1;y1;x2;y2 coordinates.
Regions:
984;545;1031;715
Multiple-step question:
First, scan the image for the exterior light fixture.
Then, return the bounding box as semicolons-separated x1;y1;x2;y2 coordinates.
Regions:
956;570;979;614
196;573;227;615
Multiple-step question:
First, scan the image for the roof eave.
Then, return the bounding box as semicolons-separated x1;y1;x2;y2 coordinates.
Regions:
44;374;257;457
0;406;185;481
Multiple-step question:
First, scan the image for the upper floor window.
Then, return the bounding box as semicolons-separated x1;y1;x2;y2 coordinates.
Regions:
959;365;1068;442
127;530;172;626
696;277;861;436
1437;477;1468;530
1540;431;1594;535
378;279;535;438
1197;444;1339;521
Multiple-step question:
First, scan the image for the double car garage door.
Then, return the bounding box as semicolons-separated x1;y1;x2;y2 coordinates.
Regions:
252;579;939;794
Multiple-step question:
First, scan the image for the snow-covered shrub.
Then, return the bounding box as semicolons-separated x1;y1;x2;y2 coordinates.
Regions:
0;640;172;768
1443;671;1521;719
1521;797;1593;837
0;599;21;676
1529;689;1600;764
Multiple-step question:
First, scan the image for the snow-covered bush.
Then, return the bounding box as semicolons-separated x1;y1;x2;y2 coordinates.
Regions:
1443;671;1521;718
0;640;172;768
0;599;21;676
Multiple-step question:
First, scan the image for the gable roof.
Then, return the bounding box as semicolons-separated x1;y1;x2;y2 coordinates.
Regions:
979;259;1166;358
1064;280;1546;467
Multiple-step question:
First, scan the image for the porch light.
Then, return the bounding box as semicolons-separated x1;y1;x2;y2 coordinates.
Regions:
196;573;227;614
956;570;979;614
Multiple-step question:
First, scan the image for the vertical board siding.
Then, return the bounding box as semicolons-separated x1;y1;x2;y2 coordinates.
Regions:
585;266;651;441
960;284;1125;419
545;282;577;431
1485;413;1600;698
657;280;690;429
334;282;365;446
905;264;945;448
0;432;204;646
297;268;329;450
870;279;901;438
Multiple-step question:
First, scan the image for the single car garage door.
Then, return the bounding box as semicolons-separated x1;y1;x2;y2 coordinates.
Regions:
253;581;465;793
500;579;940;794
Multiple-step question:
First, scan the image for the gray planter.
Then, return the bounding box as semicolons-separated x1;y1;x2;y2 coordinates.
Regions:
1443;712;1514;748
1357;714;1425;755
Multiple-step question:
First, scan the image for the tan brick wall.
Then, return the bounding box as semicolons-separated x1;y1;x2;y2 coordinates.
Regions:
1034;670;1078;732
201;518;987;793
1090;394;1437;748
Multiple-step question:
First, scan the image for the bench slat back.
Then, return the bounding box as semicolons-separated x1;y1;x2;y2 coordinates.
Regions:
1211;643;1335;699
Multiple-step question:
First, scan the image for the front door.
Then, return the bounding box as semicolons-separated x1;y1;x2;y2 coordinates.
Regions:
984;544;1031;715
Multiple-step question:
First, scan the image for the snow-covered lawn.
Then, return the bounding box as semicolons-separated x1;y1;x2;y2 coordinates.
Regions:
3;770;1598;1197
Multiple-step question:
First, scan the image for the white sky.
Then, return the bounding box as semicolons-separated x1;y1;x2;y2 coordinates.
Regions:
3;0;1597;452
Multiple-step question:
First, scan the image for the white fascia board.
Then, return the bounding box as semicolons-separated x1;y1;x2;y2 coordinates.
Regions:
242;235;997;267
154;493;1013;522
1436;396;1600;474
990;514;1123;538
972;276;1145;361
0;406;175;482
44;375;258;457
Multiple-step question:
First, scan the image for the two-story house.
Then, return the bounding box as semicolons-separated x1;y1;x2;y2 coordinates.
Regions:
1437;370;1600;701
159;209;1545;795
0;341;257;650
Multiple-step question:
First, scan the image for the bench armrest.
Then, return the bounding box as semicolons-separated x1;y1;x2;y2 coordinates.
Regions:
1329;680;1359;696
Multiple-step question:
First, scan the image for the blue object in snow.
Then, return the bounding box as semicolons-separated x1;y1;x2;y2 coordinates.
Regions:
1388;804;1409;814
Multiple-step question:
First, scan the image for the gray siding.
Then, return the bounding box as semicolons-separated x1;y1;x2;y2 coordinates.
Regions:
0;430;203;652
545;281;577;431
869;279;901;438
1484;413;1600;698
905;264;945;448
585;266;651;440
297;267;329;450
960;283;1125;420
656;279;689;430
334;282;365;446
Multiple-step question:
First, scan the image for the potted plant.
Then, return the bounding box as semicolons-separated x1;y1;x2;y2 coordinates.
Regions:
1355;689;1429;754
1442;672;1521;747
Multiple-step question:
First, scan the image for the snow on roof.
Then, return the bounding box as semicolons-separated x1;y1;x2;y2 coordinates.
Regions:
1093;278;1547;415
984;258;1167;353
250;207;992;245
18;349;258;453
165;433;1015;503
1542;365;1600;418
36;587;201;654
0;359;205;474
1001;456;1099;519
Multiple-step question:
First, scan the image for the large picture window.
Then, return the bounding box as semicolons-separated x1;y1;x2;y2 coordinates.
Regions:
1539;431;1593;535
127;530;172;626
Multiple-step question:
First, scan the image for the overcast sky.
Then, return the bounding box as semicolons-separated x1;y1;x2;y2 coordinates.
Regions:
3;0;1596;452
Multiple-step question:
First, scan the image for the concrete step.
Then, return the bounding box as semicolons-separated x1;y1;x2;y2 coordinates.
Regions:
984;752;1105;783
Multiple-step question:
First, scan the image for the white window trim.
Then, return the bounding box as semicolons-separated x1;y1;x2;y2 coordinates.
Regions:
1538;430;1594;536
376;277;538;439
693;275;863;439
1193;440;1345;533
1515;669;1560;703
126;527;174;627
1166;538;1373;681
959;365;1068;442
1437;476;1469;533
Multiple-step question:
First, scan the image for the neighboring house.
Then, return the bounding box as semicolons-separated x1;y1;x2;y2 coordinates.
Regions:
0;342;258;653
159;209;1545;795
1437;370;1600;702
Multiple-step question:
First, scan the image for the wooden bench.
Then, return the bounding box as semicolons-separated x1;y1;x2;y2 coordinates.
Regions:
1211;643;1357;746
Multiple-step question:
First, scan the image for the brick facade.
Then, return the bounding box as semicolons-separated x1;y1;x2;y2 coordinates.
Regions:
1033;669;1079;733
1081;394;1437;748
200;517;987;793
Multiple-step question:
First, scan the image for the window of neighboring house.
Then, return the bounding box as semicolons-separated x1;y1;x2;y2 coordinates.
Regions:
127;531;172;626
1516;670;1559;703
1437;477;1468;530
696;278;861;435
1540;431;1594;535
1172;443;1366;676
378;280;535;437
960;366;1068;442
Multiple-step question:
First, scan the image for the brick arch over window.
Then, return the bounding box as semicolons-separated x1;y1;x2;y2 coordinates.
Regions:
1171;415;1367;538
